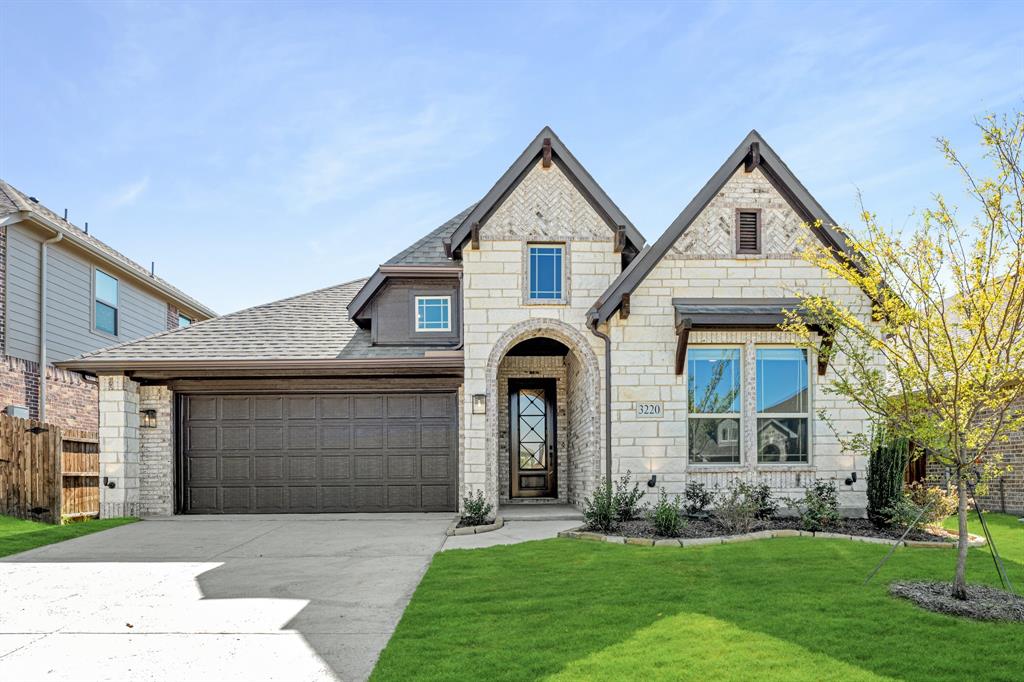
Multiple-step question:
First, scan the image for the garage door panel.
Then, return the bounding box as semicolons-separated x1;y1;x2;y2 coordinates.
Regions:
183;392;456;513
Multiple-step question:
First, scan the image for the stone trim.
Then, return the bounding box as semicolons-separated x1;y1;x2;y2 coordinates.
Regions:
446;516;505;536
521;241;571;306
558;527;987;548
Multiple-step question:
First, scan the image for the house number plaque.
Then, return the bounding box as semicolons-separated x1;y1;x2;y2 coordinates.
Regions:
635;402;663;418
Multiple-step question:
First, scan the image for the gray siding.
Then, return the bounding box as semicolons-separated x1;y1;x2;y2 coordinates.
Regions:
5;224;171;365
371;278;460;346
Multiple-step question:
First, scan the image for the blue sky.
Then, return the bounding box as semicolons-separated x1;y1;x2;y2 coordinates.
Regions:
1;1;1021;315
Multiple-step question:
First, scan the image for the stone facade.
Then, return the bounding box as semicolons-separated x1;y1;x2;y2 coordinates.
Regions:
605;167;875;514
98;374;140;518
139;384;174;516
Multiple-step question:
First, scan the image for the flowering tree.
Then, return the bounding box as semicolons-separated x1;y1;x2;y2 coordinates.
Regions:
783;112;1024;600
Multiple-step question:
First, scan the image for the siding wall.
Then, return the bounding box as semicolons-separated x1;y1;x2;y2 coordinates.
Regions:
5;223;170;364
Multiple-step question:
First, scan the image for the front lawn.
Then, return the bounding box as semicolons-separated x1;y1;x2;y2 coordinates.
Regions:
373;513;1023;681
0;516;138;558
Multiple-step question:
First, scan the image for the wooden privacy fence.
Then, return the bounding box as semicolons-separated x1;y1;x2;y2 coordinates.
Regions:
0;414;100;524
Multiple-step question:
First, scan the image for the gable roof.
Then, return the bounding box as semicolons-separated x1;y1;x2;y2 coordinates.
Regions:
589;130;856;324
58;277;462;374
386;204;476;266
0;179;216;319
446;126;645;257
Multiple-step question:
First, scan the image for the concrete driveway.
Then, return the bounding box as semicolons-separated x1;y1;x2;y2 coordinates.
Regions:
0;514;451;682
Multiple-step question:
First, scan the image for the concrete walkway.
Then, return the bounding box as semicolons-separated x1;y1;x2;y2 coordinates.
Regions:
0;514;451;682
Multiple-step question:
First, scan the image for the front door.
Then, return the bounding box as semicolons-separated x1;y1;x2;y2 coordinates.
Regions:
509;379;557;498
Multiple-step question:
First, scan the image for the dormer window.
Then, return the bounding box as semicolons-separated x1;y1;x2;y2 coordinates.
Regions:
415;296;451;332
735;209;761;254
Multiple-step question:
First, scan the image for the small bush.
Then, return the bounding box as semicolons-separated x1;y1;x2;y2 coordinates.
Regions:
867;434;910;527
906;482;959;525
613;470;649;521
646;488;685;537
460;490;493;526
788;479;840;532
749;482;777;520
714;480;763;534
684;481;716;516
583;483;616;531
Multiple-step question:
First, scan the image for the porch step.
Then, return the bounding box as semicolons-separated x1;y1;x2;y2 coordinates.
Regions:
499;504;584;522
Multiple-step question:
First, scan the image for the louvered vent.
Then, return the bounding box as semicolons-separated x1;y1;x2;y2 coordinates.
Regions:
737;211;760;254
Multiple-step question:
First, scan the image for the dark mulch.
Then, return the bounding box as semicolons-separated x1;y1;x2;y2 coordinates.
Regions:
456;518;485;529
607;515;950;542
889;581;1024;622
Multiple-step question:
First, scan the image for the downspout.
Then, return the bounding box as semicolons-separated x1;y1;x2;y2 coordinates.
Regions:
39;229;64;422
587;315;613;492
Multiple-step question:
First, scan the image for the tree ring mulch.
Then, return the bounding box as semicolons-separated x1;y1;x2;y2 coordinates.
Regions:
888;581;1024;622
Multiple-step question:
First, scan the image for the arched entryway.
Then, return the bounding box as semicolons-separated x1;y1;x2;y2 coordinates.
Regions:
484;319;601;507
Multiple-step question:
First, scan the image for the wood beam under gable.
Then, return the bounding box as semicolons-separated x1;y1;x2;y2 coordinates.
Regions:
613;225;626;253
744;141;761;173
620;293;630;320
542;137;552;168
470;222;480;250
674;319;692;376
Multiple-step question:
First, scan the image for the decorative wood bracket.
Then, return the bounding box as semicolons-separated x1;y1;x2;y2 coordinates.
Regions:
613;225;626;253
620;293;630;320
674;319;692;375
542;137;552;168
470;222;480;250
745;141;761;173
817;325;835;376
442;238;453;259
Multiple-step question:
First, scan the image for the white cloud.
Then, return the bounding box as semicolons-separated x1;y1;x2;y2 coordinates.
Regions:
107;176;150;208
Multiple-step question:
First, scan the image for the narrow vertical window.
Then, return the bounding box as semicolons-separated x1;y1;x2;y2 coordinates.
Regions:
756;348;810;463
687;348;742;464
736;210;761;254
94;269;118;335
528;244;564;301
178;314;192;328
415;296;451;332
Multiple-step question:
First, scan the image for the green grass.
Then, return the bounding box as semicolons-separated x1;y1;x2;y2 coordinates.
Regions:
373;513;1024;682
0;515;138;558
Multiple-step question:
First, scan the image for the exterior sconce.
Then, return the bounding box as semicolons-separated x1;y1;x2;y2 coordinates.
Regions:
472;394;487;415
140;409;158;428
647;474;657;488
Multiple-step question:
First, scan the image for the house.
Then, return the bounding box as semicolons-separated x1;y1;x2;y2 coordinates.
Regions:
0;180;215;431
59;128;875;518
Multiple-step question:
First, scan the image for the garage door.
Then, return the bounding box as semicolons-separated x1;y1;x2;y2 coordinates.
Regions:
180;392;457;513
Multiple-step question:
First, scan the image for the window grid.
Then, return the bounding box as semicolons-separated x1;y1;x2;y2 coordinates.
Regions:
415;296;451;332
528;245;564;301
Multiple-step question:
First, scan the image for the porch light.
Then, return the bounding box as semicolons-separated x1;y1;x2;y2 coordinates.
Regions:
647;474;657;488
472;394;487;415
140;409;158;428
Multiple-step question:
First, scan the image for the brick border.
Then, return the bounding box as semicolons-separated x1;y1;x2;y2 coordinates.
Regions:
558;527;987;548
446;516;505;536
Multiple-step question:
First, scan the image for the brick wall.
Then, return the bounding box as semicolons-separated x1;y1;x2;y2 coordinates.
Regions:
166;303;179;330
0;355;98;431
0;224;6;352
139;384;174;516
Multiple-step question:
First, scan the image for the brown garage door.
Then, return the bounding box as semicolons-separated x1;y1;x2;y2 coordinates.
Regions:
180;392;457;513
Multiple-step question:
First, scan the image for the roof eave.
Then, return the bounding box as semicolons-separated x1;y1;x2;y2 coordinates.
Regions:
56;355;466;374
347;265;462;324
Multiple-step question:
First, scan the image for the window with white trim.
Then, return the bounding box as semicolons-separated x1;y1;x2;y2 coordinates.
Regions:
528;244;564;301
415;296;451;332
94;269;118;335
687;348;742;464
756;348;810;463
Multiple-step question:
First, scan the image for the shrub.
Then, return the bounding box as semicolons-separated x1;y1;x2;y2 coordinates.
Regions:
867;433;910;527
714;480;763;534
460;490;493;526
881;495;923;529
787;479;840;532
749;482;777;520
906;482;959;525
646;488;685;537
683;481;716;516
583;483;616;531
613;470;649;521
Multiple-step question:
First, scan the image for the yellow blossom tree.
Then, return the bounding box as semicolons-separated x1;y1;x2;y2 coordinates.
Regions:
783;112;1024;600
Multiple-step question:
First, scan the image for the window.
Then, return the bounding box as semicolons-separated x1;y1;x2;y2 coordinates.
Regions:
415;296;451;332
756;348;810;463
736;209;761;254
687;348;741;464
94;269;118;335
178;314;192;328
528;244;564;301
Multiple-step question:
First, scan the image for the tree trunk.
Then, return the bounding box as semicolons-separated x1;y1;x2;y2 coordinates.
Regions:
952;474;969;600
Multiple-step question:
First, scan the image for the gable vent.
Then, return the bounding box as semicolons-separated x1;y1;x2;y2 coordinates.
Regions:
736;210;761;254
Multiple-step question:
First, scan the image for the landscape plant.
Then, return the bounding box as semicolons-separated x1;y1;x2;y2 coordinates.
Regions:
646;488;685;537
783;111;1024;599
683;481;716;516
867;432;911;527
612;470;648;521
787;479;841;532
582;480;616;531
460;490;493;526
714;480;764;534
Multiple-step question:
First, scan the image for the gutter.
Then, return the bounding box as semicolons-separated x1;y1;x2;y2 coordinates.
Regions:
55;355;466;373
39;228;64;421
587;315;613;492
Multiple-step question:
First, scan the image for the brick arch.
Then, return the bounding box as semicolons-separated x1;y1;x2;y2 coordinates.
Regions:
484;318;602;507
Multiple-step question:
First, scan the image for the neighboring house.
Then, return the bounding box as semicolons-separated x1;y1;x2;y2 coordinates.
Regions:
60;128;875;518
0;180;215;431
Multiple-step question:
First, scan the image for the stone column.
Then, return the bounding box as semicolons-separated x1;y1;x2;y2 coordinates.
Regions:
98;374;140;518
139;385;174;516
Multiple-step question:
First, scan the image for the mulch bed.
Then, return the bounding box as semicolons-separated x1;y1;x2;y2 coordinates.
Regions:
889;581;1024;622
609;516;951;542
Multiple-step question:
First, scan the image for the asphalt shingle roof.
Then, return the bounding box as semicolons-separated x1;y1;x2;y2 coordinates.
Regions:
66;278;451;362
385;204;476;266
0;179;215;317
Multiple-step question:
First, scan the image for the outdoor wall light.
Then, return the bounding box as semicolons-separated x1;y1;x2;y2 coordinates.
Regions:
844;471;858;486
472;394;487;415
140;409;158;428
647;474;657;488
